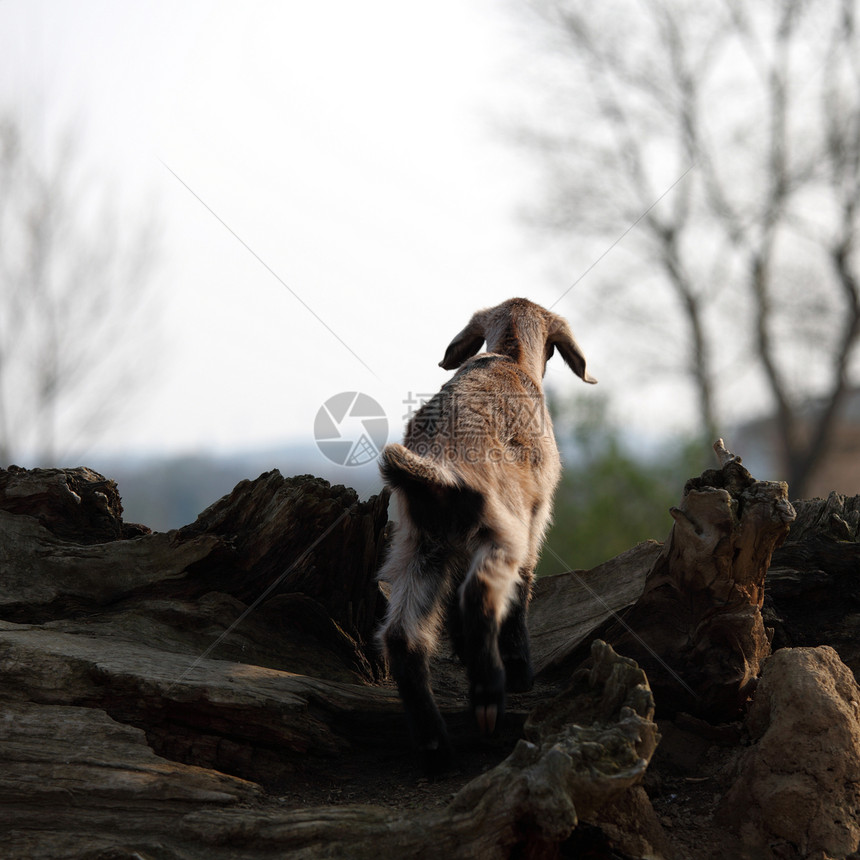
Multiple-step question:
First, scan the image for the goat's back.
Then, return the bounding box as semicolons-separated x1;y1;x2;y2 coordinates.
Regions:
398;354;560;508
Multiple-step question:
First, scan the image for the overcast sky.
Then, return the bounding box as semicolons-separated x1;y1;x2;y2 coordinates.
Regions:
0;1;681;476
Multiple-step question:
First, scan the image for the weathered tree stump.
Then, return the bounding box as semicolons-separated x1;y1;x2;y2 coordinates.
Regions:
587;440;796;720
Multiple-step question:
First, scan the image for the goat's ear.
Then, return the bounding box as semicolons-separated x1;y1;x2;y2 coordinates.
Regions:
550;323;597;384
439;318;485;370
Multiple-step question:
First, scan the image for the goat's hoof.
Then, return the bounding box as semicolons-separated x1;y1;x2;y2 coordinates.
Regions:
471;683;505;736
475;702;499;735
504;658;535;693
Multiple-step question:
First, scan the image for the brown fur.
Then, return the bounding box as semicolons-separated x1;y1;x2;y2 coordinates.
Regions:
376;298;596;765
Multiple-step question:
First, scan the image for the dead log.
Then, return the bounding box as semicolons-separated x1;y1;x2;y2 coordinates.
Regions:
0;467;398;795
0;619;403;786
578;440;796;721
529;540;662;674
175;471;390;648
0;701;261;859
0;467;389;679
0;605;659;855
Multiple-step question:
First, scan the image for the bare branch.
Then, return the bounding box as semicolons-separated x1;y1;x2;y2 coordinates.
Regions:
520;0;860;495
0;110;161;465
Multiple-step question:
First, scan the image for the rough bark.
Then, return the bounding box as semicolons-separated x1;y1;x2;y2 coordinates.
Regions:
0;702;262;859
0;466;389;679
0;464;148;542
174;470;390;648
765;491;860;679
529;539;662;674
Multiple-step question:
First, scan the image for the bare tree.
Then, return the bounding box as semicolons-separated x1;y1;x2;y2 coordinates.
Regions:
0;113;160;466
522;0;860;496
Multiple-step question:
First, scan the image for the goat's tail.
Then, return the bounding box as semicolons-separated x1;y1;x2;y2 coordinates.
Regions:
380;443;484;532
380;444;460;490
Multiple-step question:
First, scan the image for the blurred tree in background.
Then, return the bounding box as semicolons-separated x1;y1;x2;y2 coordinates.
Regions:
523;0;860;498
0;112;160;466
537;392;704;574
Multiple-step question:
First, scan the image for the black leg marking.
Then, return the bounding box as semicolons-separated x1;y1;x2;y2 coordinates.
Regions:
385;631;453;774
459;574;505;736
499;574;535;693
442;545;473;665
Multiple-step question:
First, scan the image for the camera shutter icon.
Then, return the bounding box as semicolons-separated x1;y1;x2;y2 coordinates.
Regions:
314;392;388;466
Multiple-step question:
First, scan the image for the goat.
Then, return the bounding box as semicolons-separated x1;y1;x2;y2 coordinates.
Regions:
376;297;596;771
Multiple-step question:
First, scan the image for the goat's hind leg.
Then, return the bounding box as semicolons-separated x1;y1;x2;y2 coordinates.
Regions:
459;545;520;735
498;570;535;693
384;629;452;773
379;546;453;773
